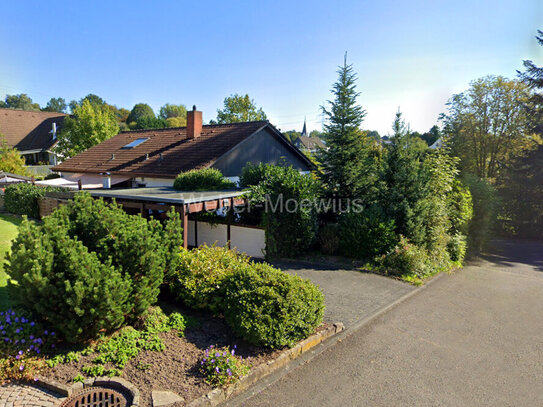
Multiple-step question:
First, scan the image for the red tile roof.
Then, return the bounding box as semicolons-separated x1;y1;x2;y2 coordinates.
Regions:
52;121;272;178
0;108;67;151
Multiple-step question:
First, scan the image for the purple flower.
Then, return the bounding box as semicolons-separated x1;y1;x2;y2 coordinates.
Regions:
215;367;220;373
201;361;204;365
227;368;232;376
51;332;55;336
16;355;21;360
21;339;25;344
211;359;215;364
233;344;237;349
36;349;40;354
215;352;220;357
30;322;35;327
231;349;235;356
18;350;23;355
29;335;34;340
19;365;24;371
44;330;48;335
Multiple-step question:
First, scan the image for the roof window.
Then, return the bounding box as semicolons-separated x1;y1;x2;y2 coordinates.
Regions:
122;138;149;149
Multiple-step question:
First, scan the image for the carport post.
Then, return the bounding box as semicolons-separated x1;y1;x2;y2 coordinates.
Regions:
179;204;188;249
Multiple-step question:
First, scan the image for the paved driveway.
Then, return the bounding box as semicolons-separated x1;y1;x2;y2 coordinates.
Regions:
273;260;415;328
234;240;543;407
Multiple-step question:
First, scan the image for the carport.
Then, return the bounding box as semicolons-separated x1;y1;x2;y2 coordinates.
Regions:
88;187;248;250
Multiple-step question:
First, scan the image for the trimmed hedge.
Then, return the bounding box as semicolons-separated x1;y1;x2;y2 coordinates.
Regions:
224;263;325;348
168;245;250;314
173;168;235;191
4;183;67;218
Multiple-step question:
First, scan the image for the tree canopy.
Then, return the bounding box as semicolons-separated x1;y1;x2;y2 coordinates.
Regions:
318;56;379;200
441;75;539;180
42;97;67;113
518;30;543;135
0;135;29;176
216;94;267;124
55;100;119;158
127;103;155;126
1;94;40;111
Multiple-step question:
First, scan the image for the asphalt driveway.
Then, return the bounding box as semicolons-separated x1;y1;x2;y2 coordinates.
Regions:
232;240;543;407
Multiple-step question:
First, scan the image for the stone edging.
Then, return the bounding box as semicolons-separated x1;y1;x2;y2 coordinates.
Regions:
187;322;345;407
34;376;141;406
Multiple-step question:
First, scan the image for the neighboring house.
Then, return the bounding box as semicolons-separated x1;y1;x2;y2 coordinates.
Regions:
52;107;314;188
293;136;326;154
429;137;444;149
0;108;67;166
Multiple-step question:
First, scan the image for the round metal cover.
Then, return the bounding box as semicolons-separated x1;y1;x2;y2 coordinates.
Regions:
60;387;129;407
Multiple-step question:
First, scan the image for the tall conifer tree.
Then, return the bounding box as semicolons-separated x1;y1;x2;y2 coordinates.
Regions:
319;54;377;201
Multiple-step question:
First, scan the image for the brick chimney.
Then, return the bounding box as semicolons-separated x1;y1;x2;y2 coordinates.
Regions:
186;105;202;139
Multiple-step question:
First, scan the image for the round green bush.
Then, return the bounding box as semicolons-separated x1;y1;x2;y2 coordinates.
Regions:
224;263;325;348
173;168;235;191
169;245;250;314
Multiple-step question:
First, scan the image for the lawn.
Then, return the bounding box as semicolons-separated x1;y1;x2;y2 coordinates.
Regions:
0;213;21;310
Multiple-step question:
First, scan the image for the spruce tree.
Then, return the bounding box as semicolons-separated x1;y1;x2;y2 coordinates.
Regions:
319;54;377;201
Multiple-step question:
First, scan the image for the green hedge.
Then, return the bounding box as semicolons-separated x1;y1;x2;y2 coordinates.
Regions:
6;193;183;342
173;168;235;191
224;263;325;348
168;245;250;314
4;183;67;218
337;206;397;259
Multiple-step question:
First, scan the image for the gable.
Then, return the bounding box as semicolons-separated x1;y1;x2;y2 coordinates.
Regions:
212;127;312;177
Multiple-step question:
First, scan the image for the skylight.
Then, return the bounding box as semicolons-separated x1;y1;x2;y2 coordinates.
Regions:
122;138;149;149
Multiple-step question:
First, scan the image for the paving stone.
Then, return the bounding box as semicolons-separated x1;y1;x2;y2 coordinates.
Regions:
0;383;63;407
152;390;184;406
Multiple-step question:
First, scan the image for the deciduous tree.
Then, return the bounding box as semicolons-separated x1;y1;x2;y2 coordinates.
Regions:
56;100;119;157
3;94;40;111
127;103;155;126
441;76;539;180
216;94;267;123
0;135;29;175
42;97;67;113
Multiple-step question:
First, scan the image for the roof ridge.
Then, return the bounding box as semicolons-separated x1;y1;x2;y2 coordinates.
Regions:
0;107;68;116
119;120;269;133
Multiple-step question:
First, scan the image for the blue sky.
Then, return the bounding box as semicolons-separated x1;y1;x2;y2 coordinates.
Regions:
0;0;541;135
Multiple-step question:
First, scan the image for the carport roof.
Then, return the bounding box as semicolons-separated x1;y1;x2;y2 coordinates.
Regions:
88;187;247;204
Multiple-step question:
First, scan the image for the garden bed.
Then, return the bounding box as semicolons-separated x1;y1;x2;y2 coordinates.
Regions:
40;304;289;407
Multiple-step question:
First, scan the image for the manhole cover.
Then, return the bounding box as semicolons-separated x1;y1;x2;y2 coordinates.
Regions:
59;387;129;407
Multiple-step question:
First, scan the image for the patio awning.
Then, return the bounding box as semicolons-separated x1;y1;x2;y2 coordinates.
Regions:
36;174;129;190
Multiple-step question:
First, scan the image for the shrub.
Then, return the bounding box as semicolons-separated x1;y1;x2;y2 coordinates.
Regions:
49;193;183;317
337;205;397;259
173;168;235;191
240;163;320;258
169;245;250;314
200;345;250;387
7;218;132;342
378;236;431;279
224;263;325;348
318;223;340;255
448;232;467;264
6;193;183;342
4;183;67;218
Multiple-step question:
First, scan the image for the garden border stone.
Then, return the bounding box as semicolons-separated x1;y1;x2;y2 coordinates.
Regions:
187;322;344;407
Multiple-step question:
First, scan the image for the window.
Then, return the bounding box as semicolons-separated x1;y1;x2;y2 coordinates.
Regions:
121;138;149;149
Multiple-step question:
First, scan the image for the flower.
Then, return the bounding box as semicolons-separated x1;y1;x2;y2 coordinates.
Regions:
211;359;214;364
231;349;235;356
19;365;24;371
215;367;220;373
18;350;23;355
227;368;232;376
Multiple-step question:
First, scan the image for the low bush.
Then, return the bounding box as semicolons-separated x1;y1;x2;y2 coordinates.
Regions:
3;183;67;218
6;193;184;342
378;235;432;280
200;345;250;387
447;232;467;264
7;218;132;342
168;245;250;314
337;205;397;259
224;263;325;348
173;168;235;191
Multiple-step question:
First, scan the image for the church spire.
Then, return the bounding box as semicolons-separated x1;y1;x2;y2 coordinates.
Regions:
301;117;308;137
